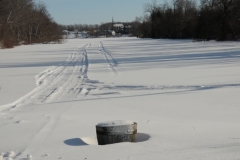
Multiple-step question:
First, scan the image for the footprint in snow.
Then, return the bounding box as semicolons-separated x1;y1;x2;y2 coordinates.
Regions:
15;120;24;124
6;151;15;157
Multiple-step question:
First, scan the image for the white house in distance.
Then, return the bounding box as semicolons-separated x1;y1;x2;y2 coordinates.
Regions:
113;24;124;30
111;17;132;34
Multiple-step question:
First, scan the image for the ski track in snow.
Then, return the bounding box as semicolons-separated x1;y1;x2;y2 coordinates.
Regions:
1;42;240;113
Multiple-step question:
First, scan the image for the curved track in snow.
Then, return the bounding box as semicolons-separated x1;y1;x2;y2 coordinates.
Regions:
1;43;92;112
99;41;118;68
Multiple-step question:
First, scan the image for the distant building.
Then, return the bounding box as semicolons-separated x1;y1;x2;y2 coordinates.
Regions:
111;17;132;34
113;24;124;33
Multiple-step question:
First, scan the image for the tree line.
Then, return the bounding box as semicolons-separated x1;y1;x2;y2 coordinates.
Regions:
62;22;134;37
133;0;240;41
62;24;99;32
0;0;63;48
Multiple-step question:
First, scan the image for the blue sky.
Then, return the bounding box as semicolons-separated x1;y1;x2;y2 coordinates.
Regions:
37;0;166;25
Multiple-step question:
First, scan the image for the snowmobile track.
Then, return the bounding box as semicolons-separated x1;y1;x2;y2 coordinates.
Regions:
0;43;91;112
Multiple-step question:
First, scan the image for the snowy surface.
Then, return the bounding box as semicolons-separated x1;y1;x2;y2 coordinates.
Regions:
0;38;240;160
97;120;134;127
96;120;135;134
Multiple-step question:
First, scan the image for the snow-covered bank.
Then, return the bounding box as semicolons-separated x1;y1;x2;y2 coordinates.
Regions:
0;38;240;160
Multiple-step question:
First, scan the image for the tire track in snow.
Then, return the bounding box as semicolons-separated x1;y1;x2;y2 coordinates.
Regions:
99;41;118;74
0;42;120;112
54;43;92;99
23;47;79;103
34;43;92;102
0;43;91;112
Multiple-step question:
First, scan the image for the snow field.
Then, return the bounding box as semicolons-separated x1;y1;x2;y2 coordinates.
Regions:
0;38;240;159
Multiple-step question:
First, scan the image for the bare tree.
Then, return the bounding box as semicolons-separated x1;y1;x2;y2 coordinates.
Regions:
0;0;63;48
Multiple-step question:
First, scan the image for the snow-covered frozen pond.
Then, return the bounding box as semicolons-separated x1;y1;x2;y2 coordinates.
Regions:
0;38;240;160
